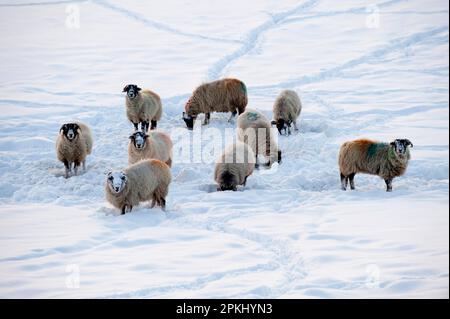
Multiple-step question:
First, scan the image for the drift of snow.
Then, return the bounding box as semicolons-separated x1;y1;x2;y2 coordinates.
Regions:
0;0;448;298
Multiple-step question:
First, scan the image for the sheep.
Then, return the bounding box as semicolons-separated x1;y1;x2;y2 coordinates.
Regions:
214;141;256;191
338;138;413;192
182;78;248;130
56;122;93;178
123;84;162;132
105;159;172;214
271;90;302;135
236;109;282;168
128;131;173;167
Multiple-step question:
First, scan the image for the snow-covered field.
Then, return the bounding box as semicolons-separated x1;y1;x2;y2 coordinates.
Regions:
0;0;448;298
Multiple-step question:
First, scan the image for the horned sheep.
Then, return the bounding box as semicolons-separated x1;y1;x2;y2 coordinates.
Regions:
56;122;93;178
105;159;172;214
214;141;256;191
128;131;173;167
271;90;302;135
183;78;248;129
338;138;413;192
236;109;281;167
123;84;162;132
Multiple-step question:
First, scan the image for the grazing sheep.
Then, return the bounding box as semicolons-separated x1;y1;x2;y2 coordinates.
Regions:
339;138;413;192
123;84;162;132
182;78;248;129
214;141;256;191
105;159;172;214
128;131;173;167
56;122;93;178
271;90;302;135
236;109;281;168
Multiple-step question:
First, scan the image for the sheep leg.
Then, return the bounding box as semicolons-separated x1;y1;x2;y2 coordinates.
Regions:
340;173;347;191
203;113;210;125
160;198;166;211
150;120;157;130
73;162;80;176
150;199;156;209
63;160;70;178
349;173;356;190
243;176;248;187
82;160;86;172
133;122;139;131
293;121;299;131
385;178;393;192
255;154;260;169
121;205;127;215
140;121;149;132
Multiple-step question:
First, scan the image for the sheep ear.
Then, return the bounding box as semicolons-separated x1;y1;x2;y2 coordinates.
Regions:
390;141;396;147
136;86;142;92
107;171;112;176
406;139;413;147
59;124;65;132
122;85;129;92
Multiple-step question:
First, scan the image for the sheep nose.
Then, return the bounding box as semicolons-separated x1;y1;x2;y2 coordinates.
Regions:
115;187;119;192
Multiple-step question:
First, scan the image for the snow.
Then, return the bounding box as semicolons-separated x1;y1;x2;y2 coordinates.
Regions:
0;0;448;298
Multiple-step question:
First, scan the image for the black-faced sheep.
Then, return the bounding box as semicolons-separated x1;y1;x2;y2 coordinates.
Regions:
339;138;413;192
128;131;173;167
271;90;302;135
236;109;281;168
56;122;93;178
123;84;162;132
214;141;256;191
105;159;172;214
182;78;248;130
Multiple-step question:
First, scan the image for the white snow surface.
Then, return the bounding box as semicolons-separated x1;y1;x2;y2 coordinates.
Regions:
0;0;448;298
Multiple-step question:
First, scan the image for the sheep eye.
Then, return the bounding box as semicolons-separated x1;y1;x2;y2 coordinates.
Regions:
108;176;113;181
121;176;126;181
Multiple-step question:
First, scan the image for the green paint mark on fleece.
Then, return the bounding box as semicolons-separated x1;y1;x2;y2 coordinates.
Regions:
247;112;259;121
367;143;388;158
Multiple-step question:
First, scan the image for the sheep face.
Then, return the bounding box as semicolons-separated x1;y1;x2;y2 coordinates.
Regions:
218;171;238;191
123;84;141;100
271;119;290;135
129;131;147;150
182;112;195;130
390;139;413;157
60;123;80;141
107;171;127;194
